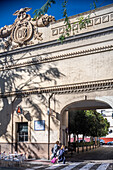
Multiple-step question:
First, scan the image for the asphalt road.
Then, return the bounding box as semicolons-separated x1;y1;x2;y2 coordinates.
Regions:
66;145;113;161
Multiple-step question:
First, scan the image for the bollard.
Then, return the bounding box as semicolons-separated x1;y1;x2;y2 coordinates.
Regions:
89;145;91;150
86;145;88;151
82;144;84;152
93;144;94;149
77;145;79;153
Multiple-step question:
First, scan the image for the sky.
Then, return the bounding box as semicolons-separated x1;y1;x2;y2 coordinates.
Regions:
0;0;113;28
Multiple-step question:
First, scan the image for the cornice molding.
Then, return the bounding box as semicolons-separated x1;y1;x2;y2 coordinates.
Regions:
0;78;113;97
0;26;113;57
0;44;113;71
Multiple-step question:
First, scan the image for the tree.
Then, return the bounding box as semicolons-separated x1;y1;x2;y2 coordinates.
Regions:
69;110;110;141
69;110;89;141
33;0;56;20
86;110;110;137
33;0;99;43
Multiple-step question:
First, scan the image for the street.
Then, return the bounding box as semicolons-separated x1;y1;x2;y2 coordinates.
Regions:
66;145;113;161
1;161;113;170
0;146;113;169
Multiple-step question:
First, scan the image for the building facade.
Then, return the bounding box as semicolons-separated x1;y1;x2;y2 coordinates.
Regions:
97;109;113;143
0;4;113;159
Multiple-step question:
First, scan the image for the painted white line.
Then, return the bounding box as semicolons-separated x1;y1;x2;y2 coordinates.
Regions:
33;166;45;169
25;169;34;170
79;163;95;170
46;163;65;169
60;162;81;170
96;163;110;170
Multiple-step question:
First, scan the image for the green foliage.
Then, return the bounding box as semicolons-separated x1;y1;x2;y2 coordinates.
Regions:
85;110;110;137
69;110;110;138
90;0;98;10
58;0;92;43
33;0;56;20
58;0;71;43
32;0;101;43
58;34;65;44
58;0;100;43
75;14;91;30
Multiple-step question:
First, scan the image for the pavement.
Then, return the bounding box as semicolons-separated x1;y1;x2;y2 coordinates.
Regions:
21;146;113;167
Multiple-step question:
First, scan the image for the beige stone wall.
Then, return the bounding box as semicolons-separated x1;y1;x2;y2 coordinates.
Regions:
0;4;113;158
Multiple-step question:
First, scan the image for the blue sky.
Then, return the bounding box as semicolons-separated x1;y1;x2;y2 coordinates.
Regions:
0;0;113;28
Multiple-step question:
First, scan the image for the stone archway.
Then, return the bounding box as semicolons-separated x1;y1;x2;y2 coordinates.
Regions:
60;98;112;146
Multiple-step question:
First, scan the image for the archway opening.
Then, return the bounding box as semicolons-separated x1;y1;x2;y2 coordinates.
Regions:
61;99;112;147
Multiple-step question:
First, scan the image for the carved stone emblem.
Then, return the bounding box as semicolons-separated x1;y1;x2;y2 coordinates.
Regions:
11;21;33;45
0;7;55;50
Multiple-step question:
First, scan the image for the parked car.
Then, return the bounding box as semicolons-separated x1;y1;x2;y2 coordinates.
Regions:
99;139;105;145
107;141;113;145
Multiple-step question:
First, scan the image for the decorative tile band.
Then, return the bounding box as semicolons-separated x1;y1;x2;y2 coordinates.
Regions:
102;15;109;23
0;78;113;97
52;12;113;36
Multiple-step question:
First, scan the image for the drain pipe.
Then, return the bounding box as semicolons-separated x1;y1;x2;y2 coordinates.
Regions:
48;93;53;160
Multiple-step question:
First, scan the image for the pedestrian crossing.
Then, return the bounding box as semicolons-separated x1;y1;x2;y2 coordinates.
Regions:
96;163;110;170
25;162;113;170
79;163;95;170
60;162;82;170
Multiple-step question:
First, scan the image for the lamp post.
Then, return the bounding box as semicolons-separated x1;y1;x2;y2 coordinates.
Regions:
48;93;53;160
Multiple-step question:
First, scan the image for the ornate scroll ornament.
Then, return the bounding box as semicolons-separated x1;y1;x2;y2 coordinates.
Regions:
0;7;55;49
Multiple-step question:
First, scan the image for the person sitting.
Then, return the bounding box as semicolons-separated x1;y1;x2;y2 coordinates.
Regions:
58;145;66;164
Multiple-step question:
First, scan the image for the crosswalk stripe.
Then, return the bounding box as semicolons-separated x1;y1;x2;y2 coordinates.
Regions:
79;163;95;170
96;163;110;170
25;166;44;170
33;166;45;169
25;162;111;170
45;163;65;169
60;162;81;170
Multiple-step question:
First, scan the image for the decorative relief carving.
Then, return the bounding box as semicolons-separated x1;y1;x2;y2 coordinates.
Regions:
59;27;64;34
0;7;55;50
40;79;113;94
110;13;113;21
51;11;113;37
11;19;33;45
72;24;78;30
52;29;58;36
102;15;109;23
94;17;101;25
87;20;93;27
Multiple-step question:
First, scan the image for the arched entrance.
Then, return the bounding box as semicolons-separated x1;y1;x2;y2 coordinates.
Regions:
60;99;112;146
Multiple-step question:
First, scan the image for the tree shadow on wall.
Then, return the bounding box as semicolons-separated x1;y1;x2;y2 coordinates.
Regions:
0;52;64;144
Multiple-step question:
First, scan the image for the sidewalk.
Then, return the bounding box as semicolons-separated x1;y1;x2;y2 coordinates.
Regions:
24;158;51;165
21;157;113;169
20;158;54;168
1;146;113;168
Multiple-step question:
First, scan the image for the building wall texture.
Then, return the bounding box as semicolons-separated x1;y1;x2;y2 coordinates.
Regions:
0;4;113;158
